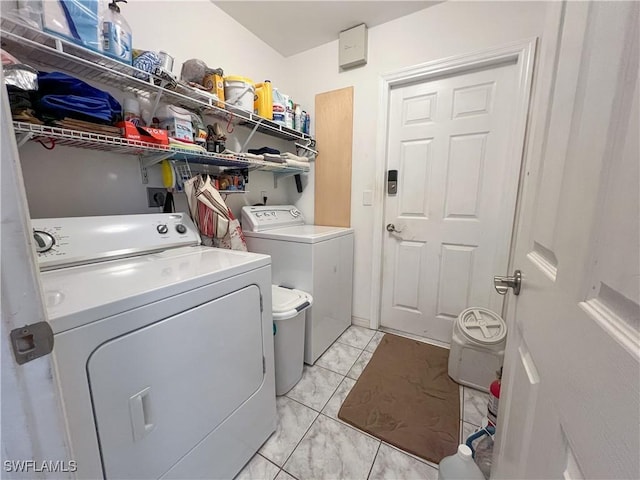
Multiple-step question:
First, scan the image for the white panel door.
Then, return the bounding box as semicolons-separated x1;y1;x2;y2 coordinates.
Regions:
493;2;639;479
381;59;521;343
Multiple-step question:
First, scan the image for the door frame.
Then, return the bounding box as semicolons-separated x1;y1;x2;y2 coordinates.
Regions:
369;39;537;330
1;74;71;472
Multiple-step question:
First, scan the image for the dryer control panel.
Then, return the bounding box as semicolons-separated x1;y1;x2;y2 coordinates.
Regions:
32;213;200;271
241;205;306;232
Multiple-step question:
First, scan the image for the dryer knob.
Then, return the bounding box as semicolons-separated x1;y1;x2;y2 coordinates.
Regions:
157;224;169;234
33;230;55;253
176;224;187;234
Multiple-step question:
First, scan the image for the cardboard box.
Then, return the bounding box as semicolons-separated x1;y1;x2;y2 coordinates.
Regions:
117;121;169;145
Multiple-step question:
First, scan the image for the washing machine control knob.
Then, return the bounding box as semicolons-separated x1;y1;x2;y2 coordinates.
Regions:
157;224;169;234
175;224;187;234
33;230;55;253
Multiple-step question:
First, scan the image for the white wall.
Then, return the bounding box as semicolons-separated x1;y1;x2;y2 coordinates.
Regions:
283;1;549;325
18;0;550;327
20;0;300;219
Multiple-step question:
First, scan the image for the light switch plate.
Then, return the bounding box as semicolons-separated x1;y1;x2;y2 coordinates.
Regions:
363;190;373;206
339;23;368;69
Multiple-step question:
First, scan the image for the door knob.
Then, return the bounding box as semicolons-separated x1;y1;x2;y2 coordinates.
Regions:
494;270;522;295
386;223;402;233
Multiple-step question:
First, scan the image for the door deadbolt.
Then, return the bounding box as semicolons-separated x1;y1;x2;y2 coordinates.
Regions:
494;270;522;295
387;170;398;195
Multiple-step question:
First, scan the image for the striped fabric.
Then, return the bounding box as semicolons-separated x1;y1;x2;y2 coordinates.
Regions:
184;175;230;239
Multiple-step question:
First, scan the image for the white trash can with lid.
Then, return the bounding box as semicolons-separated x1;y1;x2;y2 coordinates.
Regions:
272;285;312;396
448;307;507;392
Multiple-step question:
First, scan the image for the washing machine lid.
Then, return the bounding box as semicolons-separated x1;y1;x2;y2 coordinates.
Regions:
41;246;270;334
243;225;354;243
272;286;312;320
457;307;507;344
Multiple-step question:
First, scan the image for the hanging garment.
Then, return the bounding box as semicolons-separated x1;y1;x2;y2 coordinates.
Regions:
183;175;247;251
184;175;229;239
213;209;247;251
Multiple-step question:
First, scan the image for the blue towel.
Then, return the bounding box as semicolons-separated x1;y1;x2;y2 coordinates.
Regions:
37;72;121;123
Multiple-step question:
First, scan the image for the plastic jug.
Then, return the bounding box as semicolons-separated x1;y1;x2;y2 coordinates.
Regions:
254;81;273;120
102;0;132;64
438;445;485;480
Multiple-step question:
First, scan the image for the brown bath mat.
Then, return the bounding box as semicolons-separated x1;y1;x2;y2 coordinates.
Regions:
338;333;460;463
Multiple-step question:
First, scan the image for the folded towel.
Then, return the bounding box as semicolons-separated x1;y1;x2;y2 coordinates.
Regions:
285;158;311;170
282;152;309;163
169;137;207;153
263;153;286;163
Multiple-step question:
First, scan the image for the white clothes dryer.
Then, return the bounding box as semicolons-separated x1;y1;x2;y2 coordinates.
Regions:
241;206;354;364
33;213;276;479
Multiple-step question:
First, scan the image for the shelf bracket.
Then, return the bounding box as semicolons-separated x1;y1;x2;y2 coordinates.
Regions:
15;132;33;148
273;170;304;189
240;119;263;153
139;156;149;184
141;151;175;168
295;141;318;157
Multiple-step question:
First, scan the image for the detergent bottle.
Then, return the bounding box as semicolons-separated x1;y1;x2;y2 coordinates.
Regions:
254;80;273;119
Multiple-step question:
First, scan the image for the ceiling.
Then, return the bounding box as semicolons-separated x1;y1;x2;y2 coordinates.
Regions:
213;1;439;57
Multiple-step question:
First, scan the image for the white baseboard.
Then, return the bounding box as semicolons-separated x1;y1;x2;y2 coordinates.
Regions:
351;316;371;328
379;326;451;349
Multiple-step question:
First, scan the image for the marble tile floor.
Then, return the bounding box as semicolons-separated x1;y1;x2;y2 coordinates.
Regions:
236;326;490;480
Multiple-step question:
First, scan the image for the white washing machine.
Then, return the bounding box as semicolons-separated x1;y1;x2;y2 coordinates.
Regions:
32;213;276;479
241;206;354;364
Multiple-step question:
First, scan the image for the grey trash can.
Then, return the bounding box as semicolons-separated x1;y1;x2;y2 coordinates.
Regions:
272;285;312;395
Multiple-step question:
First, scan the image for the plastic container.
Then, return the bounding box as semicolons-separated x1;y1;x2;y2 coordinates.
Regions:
156;105;193;142
284;95;294;129
224;75;255;112
438;444;485;480
123;97;141;125
466;426;495;479
272;285;312;396
254;81;273;119
102;0;132;64
294;104;302;132
37;0;102;52
448;307;506;392
272;88;286;125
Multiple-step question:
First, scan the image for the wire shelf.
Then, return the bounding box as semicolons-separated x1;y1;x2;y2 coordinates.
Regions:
1;16;315;143
13;122;311;174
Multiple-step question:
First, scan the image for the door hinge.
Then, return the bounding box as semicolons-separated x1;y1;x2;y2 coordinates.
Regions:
10;322;54;365
262;356;266;374
260;294;263;312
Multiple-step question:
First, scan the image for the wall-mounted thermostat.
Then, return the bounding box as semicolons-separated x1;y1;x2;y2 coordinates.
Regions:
339;23;368;70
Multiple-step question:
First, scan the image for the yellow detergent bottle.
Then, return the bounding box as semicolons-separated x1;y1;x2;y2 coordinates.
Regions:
254;80;273;119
